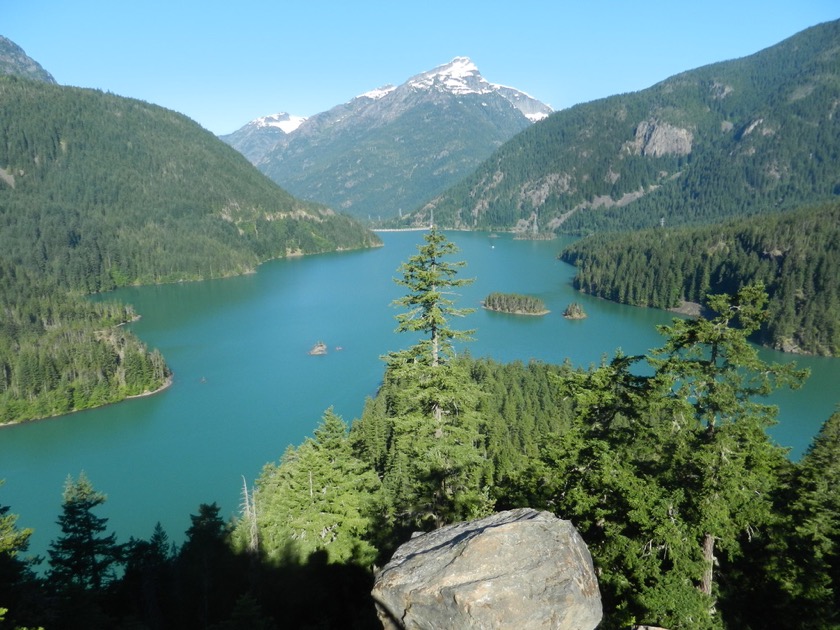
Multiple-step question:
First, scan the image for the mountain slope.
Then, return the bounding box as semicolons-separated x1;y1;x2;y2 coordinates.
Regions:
560;201;840;356
408;20;840;233
223;57;551;222
220;112;307;163
0;35;56;83
0;75;379;293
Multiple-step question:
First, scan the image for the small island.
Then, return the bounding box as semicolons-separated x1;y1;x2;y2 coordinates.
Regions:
563;302;587;320
308;341;328;355
483;292;549;316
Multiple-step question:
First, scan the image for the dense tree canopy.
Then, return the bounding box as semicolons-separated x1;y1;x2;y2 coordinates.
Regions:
0;257;170;424
0;76;378;292
0;284;837;628
561;202;840;356
483;291;548;315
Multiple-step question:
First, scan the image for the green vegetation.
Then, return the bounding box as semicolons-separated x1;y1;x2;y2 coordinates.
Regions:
560;201;840;356
238;408;382;566
405;19;840;233
372;227;489;530
0;258;169;423
390;21;840;361
0;244;836;627
1;54;839;621
483;291;548;315
563;302;587;319
0;76;378;292
256;91;532;223
0;75;379;423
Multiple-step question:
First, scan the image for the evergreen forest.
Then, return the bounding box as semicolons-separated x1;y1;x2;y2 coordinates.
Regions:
0;259;169;423
482;291;548;315
560;201;840;356
0;75;378;423
2;230;838;629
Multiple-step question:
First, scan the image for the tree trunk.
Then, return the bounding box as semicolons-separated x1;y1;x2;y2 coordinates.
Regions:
700;532;715;597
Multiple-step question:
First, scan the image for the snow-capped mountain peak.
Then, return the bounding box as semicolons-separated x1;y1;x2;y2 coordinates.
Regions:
407;56;493;96
254;112;307;134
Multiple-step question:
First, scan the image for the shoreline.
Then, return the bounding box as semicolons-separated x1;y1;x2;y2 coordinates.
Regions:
0;373;174;430
483;305;550;317
126;373;174;399
372;227;430;232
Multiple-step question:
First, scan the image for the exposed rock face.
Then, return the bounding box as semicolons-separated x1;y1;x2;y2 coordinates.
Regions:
0;36;57;83
630;119;693;157
371;508;602;630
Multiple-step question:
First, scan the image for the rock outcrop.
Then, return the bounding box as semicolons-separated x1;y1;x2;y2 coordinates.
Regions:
630;119;693;157
371;508;602;630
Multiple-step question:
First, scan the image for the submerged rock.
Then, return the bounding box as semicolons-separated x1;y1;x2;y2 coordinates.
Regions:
371;508;602;629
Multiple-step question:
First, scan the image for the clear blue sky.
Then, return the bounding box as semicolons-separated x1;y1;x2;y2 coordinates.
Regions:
4;1;838;135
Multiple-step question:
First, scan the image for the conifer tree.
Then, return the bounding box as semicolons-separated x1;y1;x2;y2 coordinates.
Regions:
650;283;808;605
47;472;121;593
0;484;40;629
373;228;490;530
239;408;381;565
536;284;808;629
390;226;475;369
770;410;840;626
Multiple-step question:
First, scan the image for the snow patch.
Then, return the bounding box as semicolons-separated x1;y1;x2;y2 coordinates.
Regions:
407;56;494;96
359;84;397;100
254;113;307;134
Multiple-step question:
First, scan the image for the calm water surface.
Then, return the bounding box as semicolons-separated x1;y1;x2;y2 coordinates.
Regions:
2;231;837;559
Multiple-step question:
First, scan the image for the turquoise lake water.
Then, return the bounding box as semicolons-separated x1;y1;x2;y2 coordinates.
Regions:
1;230;837;559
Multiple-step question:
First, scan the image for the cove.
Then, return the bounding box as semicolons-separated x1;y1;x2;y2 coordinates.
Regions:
1;231;837;560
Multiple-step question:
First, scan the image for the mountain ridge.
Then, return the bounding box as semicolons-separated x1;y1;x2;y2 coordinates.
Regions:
0;75;378;292
402;20;840;233
0;35;56;83
222;57;552;221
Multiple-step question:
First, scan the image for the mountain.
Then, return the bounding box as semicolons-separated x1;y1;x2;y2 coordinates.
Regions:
405;20;840;233
0;75;379;293
0;35;56;83
222;57;552;222
220;112;307;163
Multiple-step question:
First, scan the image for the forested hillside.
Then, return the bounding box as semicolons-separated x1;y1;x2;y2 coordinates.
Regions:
404;19;840;233
0;259;169;422
561;202;840;356
0;76;379;292
0;75;378;422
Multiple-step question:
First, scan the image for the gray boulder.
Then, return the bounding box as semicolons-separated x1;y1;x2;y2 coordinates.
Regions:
372;508;602;629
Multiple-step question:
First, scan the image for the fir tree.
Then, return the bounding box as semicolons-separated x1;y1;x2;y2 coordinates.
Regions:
47;473;120;593
239;408;381;565
368;228;491;531
390;226;474;370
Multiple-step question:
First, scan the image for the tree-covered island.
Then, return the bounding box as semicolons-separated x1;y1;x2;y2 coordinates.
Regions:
563;302;587;319
483;292;549;316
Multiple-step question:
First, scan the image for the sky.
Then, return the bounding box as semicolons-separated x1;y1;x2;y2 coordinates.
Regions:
4;1;839;135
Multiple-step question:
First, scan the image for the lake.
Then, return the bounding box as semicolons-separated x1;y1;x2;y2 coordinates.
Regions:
1;230;837;560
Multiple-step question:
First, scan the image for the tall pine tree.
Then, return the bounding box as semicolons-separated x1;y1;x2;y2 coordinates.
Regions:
360;228;490;532
47;472;120;593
